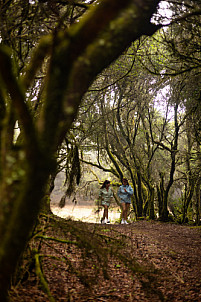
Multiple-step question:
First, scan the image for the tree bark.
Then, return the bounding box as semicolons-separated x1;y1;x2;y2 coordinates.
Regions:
0;0;161;299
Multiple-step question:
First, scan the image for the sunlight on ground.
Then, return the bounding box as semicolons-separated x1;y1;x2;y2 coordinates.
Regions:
51;205;121;223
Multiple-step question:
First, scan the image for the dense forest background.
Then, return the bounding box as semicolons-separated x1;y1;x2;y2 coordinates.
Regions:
53;0;201;225
0;0;201;301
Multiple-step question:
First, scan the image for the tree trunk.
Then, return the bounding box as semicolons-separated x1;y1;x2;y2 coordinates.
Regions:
136;170;143;218
0;0;162;299
0;155;53;301
182;179;195;223
157;185;162;218
162;190;169;222
195;180;201;225
148;185;155;220
158;173;166;220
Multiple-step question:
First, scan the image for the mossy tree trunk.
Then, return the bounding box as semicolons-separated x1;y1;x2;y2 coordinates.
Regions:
158;103;179;222
195;179;201;225
181;117;196;223
182;178;195;223
157;184;163;218
148;184;155;220
0;0;161;300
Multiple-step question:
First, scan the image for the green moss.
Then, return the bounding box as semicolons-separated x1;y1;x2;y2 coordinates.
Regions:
189;226;201;229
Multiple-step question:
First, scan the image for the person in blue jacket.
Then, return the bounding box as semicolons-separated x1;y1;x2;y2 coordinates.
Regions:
117;178;133;224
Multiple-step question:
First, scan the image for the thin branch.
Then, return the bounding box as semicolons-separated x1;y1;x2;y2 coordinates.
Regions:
81;158;119;177
89;49;137;92
22;36;52;89
163;9;201;27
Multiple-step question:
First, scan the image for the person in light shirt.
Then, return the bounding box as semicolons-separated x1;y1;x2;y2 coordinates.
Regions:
99;180;113;224
117;178;133;224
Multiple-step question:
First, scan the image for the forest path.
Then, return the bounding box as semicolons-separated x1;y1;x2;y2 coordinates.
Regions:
117;221;201;301
10;219;201;302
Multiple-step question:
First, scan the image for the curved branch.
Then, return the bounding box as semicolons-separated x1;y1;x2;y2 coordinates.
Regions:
81;158;120;178
22;36;52;90
41;0;161;149
0;46;39;156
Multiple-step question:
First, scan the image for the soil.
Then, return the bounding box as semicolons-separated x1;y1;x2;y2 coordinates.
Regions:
9;217;201;302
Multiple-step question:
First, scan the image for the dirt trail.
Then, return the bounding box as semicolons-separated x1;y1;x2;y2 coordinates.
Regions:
10;220;201;302
120;221;201;301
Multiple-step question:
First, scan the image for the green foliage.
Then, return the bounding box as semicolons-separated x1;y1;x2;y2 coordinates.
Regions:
76;1;201;223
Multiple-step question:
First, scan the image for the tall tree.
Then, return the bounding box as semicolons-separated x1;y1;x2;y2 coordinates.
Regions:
0;0;163;300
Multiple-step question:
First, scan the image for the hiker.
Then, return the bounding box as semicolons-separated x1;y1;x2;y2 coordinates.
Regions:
117;178;133;224
99;180;113;224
